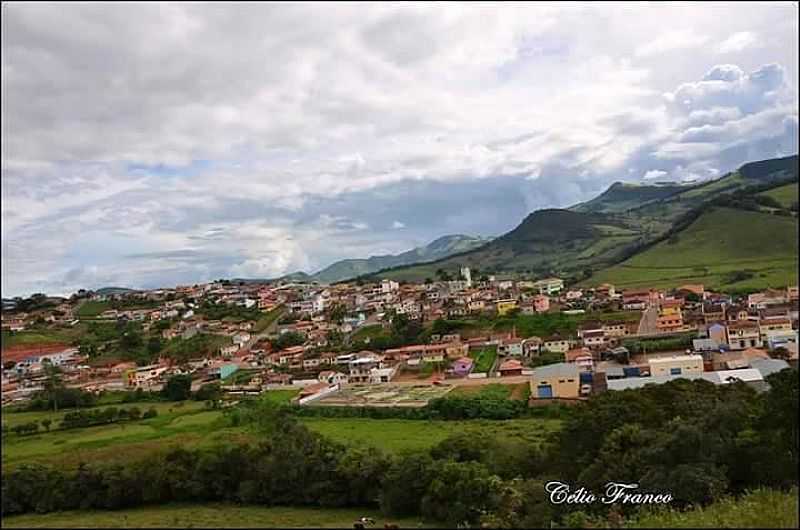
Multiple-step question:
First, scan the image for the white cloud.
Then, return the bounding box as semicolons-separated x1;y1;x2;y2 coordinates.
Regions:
1;3;797;296
717;31;759;53
391;220;406;229
635;30;709;57
642;170;668;180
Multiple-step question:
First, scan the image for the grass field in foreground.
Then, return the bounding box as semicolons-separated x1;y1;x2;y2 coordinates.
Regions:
3;392;560;468
586;207;798;291
302;417;560;453
626;488;798;528
1;504;436;528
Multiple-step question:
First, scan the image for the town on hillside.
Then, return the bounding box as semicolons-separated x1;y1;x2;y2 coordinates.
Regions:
2;269;798;408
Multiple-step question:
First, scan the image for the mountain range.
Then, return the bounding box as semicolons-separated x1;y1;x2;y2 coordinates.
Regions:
264;234;490;284
361;154;798;290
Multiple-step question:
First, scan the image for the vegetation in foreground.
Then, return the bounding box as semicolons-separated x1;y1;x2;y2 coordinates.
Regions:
3;369;796;528
1;504;434;528
626;488;798;528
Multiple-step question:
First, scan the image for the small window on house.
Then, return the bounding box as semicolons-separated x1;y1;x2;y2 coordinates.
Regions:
558;379;565;383
670;367;682;375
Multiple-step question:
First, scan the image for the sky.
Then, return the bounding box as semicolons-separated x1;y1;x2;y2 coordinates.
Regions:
2;2;798;298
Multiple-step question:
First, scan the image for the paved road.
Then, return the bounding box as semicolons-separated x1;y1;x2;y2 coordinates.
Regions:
637;304;659;335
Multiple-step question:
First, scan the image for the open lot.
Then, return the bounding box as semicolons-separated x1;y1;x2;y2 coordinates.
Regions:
311;383;454;407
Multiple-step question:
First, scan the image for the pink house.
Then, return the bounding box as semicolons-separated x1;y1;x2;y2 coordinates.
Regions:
533;295;550;313
452;357;474;376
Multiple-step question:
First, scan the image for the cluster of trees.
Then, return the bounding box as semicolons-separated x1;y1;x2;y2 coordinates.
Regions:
3;371;796;526
8;422;42;436
60;406;158;430
622;333;694;355
196;301;262;322
26;386;97;412
271;331;306;351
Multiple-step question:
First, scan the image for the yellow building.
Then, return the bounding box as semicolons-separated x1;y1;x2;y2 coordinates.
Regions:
648;354;704;377
531;362;580;399
496;299;518;316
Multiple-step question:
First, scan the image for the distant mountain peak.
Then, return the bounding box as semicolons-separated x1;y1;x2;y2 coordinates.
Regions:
311;234;488;283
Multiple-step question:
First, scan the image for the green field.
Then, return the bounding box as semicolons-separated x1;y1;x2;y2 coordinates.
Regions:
1;403;232;469
254;305;285;333
76;300;112;317
1;325;85;349
760;183;798;209
3;387;561;467
302;417;559;453
350;324;386;342
626;488;798;528
586;208;798;291
1;504;435;528
450;383;530;401
469;345;497;373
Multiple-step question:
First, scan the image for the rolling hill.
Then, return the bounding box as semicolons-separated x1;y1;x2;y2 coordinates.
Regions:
582;207;798;292
361;154;798;283
312;234;489;283
571;181;688;214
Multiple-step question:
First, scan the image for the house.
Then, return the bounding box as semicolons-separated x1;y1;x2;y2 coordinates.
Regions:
702;303;726;324
348;353;384;383
708;323;727;346
124;364;168;388
581;330;607;350
759;318;792;339
601;322;629;338
622;288;658;310
533;278;564;296
726;321;762;350
531;362;580;399
451;357;474;377
498;359;523;377
220;344;239;356
542;337;572;353
649;354;704;377
318;370;348;385
596;283;616;298
496;299;518;316
497;338;524;357
368;366;397;384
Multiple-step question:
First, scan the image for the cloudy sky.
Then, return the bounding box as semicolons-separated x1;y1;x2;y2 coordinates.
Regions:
2;2;798;297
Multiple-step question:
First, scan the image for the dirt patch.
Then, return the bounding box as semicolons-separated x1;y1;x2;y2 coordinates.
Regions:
1;344;72;363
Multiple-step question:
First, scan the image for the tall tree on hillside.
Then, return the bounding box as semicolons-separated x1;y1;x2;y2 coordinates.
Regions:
42;362;63;412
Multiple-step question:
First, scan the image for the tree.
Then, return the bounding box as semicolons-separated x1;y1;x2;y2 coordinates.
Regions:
273;331;305;350
42;362;63;412
194;383;222;402
143;407;158;419
41;419;52;432
120;329;143;351
161;375;192;401
127;407;142;420
147;336;163;355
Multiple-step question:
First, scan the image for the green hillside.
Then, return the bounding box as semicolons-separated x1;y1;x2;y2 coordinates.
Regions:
571;181;688;213
371;209;647;282
760;182;798;209
313;234;489;283
364;155;798;283
585;207;798;291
